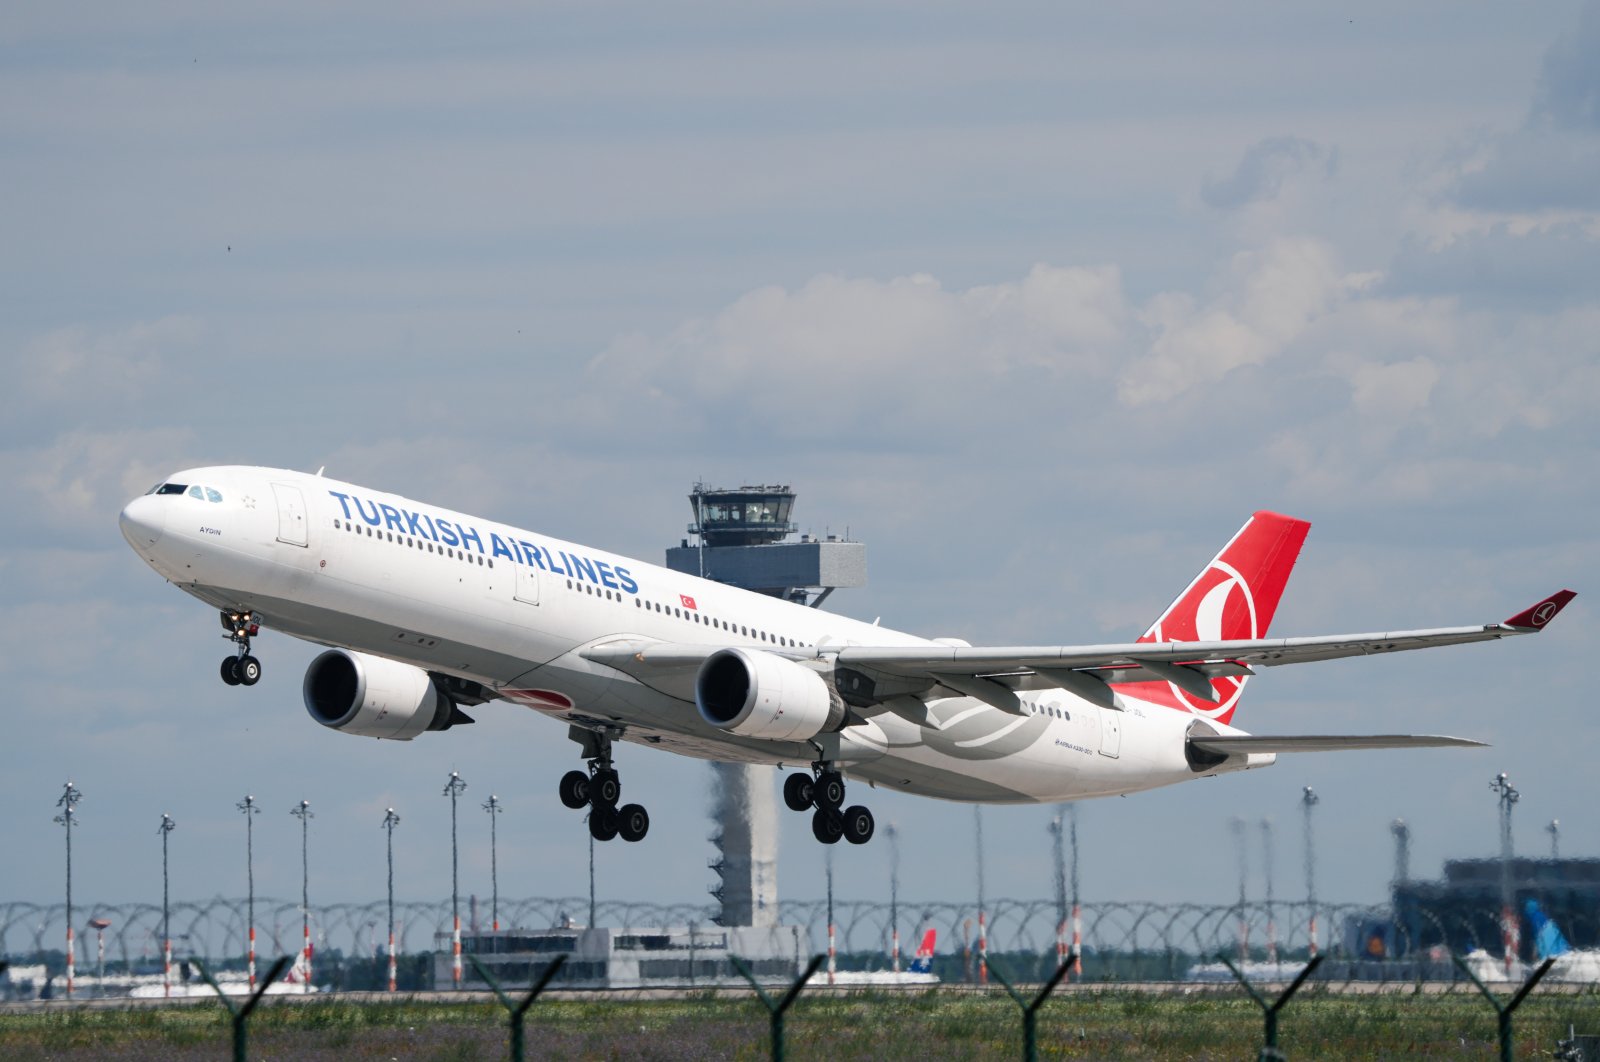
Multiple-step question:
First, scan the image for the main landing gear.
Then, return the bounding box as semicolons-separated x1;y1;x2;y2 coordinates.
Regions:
559;728;649;843
219;610;262;687
784;764;874;845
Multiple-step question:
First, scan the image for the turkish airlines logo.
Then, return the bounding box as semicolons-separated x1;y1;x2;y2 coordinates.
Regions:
1150;560;1259;719
1530;601;1557;627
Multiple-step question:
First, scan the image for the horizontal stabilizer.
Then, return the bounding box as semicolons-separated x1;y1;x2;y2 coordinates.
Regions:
1188;733;1486;754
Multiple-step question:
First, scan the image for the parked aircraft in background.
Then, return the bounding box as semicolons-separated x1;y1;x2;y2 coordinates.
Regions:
828;928;940;986
120;467;1573;846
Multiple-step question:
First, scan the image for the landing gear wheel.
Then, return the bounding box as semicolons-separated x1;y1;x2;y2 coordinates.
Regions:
617;803;650;843
220;657;242;686
842;805;875;845
559;771;590;810
783;772;815;812
592;770;621;808
812;808;844;845
816;771;846;810
589;806;619;842
237;655;261;686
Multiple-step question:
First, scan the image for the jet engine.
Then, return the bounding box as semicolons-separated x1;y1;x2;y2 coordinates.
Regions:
695;648;845;742
303;649;472;740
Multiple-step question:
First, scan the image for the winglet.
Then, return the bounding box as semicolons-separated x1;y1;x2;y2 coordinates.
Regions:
1503;590;1577;631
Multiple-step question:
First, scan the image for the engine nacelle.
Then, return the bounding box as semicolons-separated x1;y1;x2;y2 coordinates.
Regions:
303;649;464;741
695;648;845;742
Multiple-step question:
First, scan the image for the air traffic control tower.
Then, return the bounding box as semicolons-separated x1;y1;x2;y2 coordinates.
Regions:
666;484;865;927
666;484;865;608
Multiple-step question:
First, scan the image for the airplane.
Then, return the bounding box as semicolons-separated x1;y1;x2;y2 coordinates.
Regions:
118;466;1574;847
827;928;940;986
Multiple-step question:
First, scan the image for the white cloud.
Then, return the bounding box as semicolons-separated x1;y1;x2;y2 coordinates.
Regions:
1117;239;1350;405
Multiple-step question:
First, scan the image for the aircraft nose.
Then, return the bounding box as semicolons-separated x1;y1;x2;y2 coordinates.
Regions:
119;494;165;550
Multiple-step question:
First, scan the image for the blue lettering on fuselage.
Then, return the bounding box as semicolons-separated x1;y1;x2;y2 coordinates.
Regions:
327;489;642;594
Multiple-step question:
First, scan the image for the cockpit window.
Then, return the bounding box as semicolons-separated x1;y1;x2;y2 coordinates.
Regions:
188;485;205;500
156;483;188;496
205;488;223;503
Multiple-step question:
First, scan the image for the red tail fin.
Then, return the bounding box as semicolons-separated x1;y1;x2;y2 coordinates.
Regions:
1120;511;1310;724
915;929;936;958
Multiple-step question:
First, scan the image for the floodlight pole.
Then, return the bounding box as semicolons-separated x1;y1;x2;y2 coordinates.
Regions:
1230;817;1249;963
1048;815;1067;972
1261;818;1277;965
236;796;259;988
483;794;502;948
887;822;900;973
974;806;987;984
291;800;313;985
825;845;836;985
443;771;467;988
1547;819;1560;861
1490;773;1520;977
159;813;176;997
54;780;82;997
1069;804;1082;975
88;918;110;998
383;808;400;992
1301;786;1319;957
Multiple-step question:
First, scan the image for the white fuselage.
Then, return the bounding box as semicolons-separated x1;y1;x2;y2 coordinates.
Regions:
119;466;1266;805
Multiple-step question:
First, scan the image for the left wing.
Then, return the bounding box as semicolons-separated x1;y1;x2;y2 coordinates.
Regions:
582;590;1575;715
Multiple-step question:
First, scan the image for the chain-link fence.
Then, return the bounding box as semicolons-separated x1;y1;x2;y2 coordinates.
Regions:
3;895;1582;987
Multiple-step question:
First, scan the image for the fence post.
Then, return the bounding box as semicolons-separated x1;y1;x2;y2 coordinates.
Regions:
467;953;568;1062
731;953;825;1062
989;954;1076;1062
1451;953;1556;1062
193;955;293;1062
1218;953;1325;1060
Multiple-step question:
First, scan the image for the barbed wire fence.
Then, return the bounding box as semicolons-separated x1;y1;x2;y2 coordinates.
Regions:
7;896;1572;985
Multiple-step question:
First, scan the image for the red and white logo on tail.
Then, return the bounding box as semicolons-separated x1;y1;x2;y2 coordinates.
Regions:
1117;511;1310;725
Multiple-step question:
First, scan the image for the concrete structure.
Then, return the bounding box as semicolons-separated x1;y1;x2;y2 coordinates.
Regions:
664;483;866;929
1391;858;1600;959
436;925;804;989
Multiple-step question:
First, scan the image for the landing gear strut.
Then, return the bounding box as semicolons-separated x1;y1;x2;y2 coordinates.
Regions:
784;763;874;845
219;610;262;687
560;727;649;843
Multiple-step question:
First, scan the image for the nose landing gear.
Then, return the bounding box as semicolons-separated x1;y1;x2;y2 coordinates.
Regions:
560;727;649;843
784;764;874;845
219;610;262;687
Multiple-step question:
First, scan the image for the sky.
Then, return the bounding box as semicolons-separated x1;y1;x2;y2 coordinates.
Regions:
2;1;1597;942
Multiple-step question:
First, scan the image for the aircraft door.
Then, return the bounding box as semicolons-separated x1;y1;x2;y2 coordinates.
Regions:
271;484;308;547
513;558;540;605
1098;707;1122;758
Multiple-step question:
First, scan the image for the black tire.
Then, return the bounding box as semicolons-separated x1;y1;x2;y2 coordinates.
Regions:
589;806;619;842
811;808;843;845
593;770;621;808
842;805;875;845
238;655;261;686
816;772;846;810
558;771;590;810
617;803;650;843
220;657;242;686
783;772;815;812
